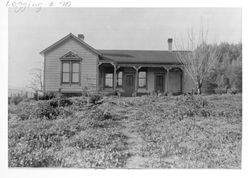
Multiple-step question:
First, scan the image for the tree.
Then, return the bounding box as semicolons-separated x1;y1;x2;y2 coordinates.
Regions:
175;26;218;94
211;42;242;93
230;60;242;92
27;67;43;93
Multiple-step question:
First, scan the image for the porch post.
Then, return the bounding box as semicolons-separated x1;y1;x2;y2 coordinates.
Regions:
96;63;99;91
167;69;170;93
163;66;171;93
133;66;141;96
113;64;117;90
98;63;103;90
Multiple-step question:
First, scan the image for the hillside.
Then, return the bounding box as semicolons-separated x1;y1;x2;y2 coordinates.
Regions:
8;94;242;168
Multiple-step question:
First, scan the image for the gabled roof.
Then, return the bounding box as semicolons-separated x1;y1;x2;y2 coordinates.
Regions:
40;33;102;56
40;33;188;65
99;50;185;64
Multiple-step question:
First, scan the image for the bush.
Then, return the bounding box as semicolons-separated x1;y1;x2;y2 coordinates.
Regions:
32;101;60;120
15;97;74;121
18;104;35;120
70;97;87;108
9;95;24;105
38;92;57;100
49;97;73;108
88;93;103;105
202;80;218;94
172;95;212;118
215;87;228;95
227;88;238;95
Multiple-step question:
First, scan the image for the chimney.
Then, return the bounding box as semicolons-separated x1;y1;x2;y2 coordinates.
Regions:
78;34;85;41
168;38;173;51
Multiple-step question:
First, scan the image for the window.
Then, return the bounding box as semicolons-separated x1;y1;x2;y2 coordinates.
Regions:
62;63;70;83
138;71;146;88
62;61;80;84
117;71;123;87
105;73;113;88
72;62;80;83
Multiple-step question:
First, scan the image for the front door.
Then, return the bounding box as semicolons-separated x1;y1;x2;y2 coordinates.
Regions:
124;74;135;97
155;74;165;93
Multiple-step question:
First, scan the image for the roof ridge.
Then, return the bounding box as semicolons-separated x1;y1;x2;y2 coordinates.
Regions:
98;49;190;52
40;33;102;56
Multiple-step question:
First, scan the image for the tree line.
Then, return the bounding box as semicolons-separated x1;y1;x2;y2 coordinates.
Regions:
202;42;242;94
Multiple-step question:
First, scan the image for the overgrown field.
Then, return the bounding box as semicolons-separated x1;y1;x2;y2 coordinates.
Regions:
8;94;242;168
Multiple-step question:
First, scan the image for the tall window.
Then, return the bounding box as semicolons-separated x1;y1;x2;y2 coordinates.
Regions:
62;61;80;84
105;73;113;88
117;71;123;87
138;71;146;88
72;62;80;83
62;63;70;83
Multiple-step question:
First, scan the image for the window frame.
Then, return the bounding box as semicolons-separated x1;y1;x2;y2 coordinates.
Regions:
138;70;147;89
62;62;70;84
71;62;81;84
117;71;123;87
104;73;114;88
61;60;81;85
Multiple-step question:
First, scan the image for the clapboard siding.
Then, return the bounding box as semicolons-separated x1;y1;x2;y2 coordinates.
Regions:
44;38;98;92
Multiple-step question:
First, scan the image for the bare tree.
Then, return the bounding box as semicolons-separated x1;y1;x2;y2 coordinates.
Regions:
175;25;218;94
27;67;43;93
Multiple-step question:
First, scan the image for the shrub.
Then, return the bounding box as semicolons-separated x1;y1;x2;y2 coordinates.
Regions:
88;93;103;104
38;92;57;100
14;101;37;120
172;95;212;118
215;87;228;94
18;104;34;120
227;88;238;95
172;92;182;96
9;95;24;105
15;97;74;121
90;109;112;121
49;97;73;108
202;80;218;94
32;101;60;120
70;97;87;108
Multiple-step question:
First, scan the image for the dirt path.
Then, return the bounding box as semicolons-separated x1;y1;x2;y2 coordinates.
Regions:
121;114;148;168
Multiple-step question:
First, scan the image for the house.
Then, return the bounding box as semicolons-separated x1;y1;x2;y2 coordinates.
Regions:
40;33;195;96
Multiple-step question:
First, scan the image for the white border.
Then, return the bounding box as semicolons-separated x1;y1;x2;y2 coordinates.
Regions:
1;0;248;178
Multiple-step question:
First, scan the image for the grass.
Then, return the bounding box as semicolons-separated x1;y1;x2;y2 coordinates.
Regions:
8;94;242;168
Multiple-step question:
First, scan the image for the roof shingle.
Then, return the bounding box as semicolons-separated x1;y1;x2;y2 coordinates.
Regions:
98;50;184;64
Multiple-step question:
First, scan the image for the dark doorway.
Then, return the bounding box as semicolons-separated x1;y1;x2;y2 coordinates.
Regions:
124;74;135;97
155;74;165;93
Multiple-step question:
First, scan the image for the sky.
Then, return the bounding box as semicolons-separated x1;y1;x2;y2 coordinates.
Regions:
8;8;242;89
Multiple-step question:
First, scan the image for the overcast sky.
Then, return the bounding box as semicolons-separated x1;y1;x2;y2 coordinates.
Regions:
8;8;242;89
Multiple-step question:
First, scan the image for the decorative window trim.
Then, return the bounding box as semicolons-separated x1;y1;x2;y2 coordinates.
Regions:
60;51;82;61
60;51;82;85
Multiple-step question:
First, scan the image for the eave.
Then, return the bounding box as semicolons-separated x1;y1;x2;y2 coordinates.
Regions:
39;33;102;57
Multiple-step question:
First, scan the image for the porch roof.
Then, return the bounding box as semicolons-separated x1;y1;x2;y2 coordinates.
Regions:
98;50;187;64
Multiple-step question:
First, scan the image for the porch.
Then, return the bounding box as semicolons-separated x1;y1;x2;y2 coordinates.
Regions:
98;62;184;97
